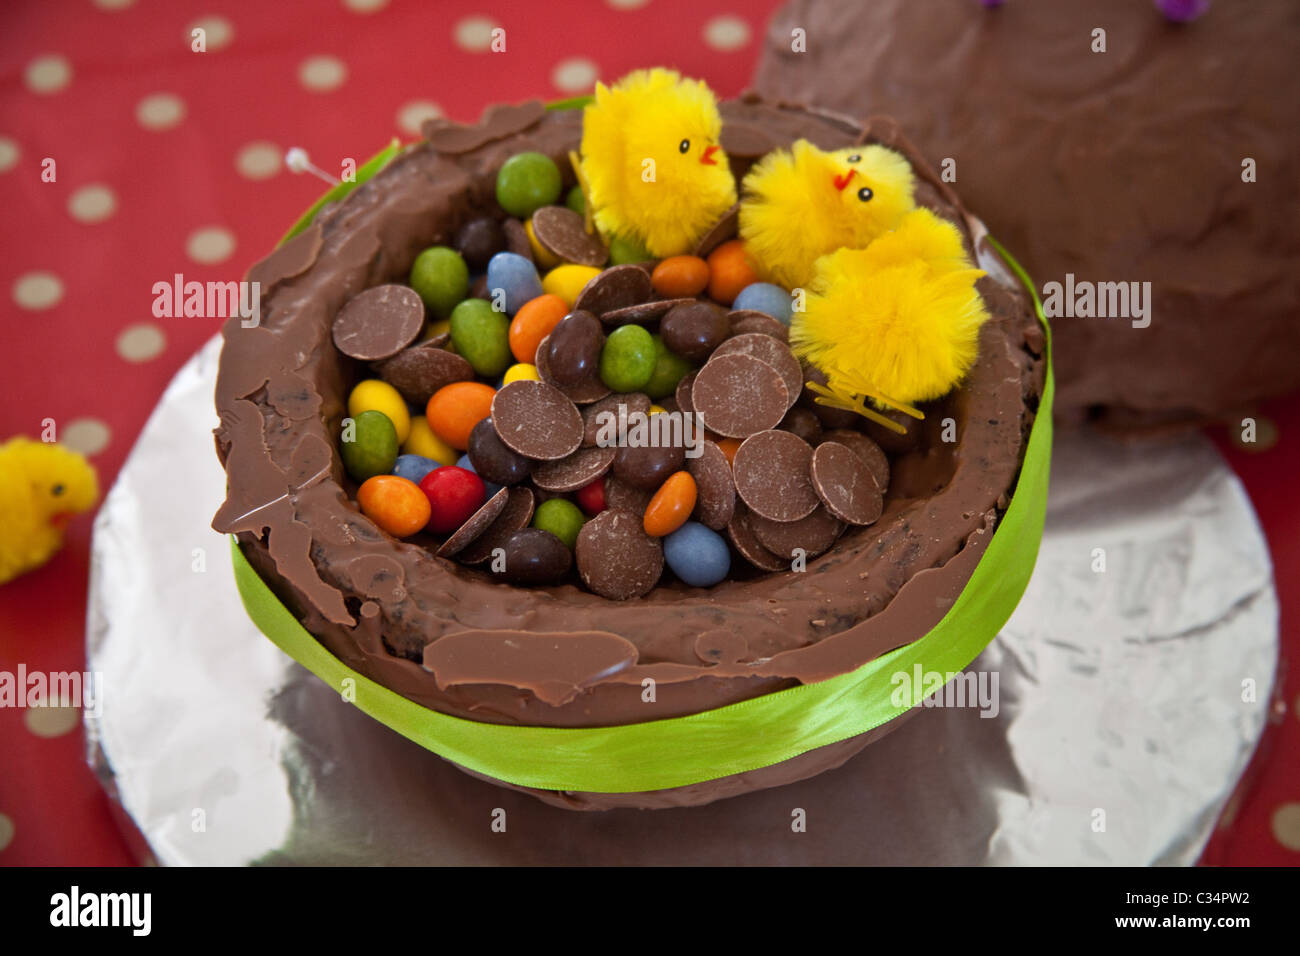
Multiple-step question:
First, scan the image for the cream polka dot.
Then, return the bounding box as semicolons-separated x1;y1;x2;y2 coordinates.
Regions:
25;703;80;739
1272;803;1300;851
93;0;135;9
703;14;751;51
61;418;111;456
552;57;598;94
187;226;236;264
0;137;18;174
236;141;281;180
454;16;500;52
397;100;443;136
25;54;72;94
343;0;388;11
67;183;117;223
187;15;234;51
606;0;650;8
0;814;13;853
116;323;166;363
299;55;347;92
136;92;186;130
13;271;63;310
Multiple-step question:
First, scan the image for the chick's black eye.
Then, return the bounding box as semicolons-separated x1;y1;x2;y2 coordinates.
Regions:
679;139;690;154
52;484;65;496
857;186;874;202
847;154;862;163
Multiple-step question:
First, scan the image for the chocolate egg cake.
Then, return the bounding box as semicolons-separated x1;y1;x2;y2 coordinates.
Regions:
213;94;1047;810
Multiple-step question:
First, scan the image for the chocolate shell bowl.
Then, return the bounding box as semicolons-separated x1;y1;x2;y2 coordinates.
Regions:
213;95;1047;809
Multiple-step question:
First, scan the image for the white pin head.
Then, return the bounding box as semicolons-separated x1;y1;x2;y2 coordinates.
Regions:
284;147;340;186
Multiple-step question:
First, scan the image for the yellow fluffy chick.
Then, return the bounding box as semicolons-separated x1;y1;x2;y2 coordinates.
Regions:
739;141;916;290
791;208;990;409
580;68;737;258
0;437;99;585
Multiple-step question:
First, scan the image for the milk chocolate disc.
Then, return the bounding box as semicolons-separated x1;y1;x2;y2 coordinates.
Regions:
603;476;653;515
749;507;844;560
436;487;510;558
490;380;584;460
531;205;609;268
809;441;884;526
691;353;788;438
712;333;803;410
502;218;533;262
692;202;739;258
375;344;474;406
573;264;653;316
600;298;695;327
675;369;698;416
535;334;611;404
725;506;788;572
732;429;819;522
457;486;535;565
728;310;789;343
687;440;735;531
332;284;424;361
581;392;651;446
575;508;664;600
531;446;616;492
821;429;890;493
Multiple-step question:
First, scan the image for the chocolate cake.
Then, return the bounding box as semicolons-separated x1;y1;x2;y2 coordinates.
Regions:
213;94;1046;809
755;0;1300;421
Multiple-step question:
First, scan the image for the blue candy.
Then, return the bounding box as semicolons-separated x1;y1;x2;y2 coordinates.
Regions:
485;252;543;317
664;521;731;588
733;282;794;325
456;454;504;498
392;454;437;485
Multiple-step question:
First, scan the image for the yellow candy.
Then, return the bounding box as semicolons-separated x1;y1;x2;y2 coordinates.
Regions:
648;405;667;415
421;318;452;342
503;362;540;385
348;379;410;443
403;415;458;465
524;219;562;271
542;264;601;307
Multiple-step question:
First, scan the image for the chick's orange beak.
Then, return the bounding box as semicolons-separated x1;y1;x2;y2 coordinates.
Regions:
700;144;720;166
833;169;857;191
50;512;72;529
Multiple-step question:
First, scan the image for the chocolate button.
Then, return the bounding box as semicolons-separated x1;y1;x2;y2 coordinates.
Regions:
691;352;788;438
603;476;653;515
675;369;698;416
732;429;819;521
821;429;890;493
581;392;652;447
600;298;695;327
809;441;884;526
750;506;844;560
436;486;510;558
575;508;664;600
728;310;789;343
687;439;735;530
490;380;584;460
376;344;474;406
725;506;788;572
573;264;653;316
691;202;739;258
535;333;611;404
332;284;424;361
501;528;572;584
531;205;608;268
712;333;803;410
457;486;535;565
467;417;532;485
532;445;616;492
661;301;730;361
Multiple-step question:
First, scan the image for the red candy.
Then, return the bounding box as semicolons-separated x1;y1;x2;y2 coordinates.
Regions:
419;466;486;534
575;476;606;516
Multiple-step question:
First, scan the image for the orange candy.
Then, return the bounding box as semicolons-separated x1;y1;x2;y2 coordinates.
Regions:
651;255;710;298
715;437;742;466
643;470;698;538
706;239;758;306
357;475;432;538
426;381;496;450
509;293;569;364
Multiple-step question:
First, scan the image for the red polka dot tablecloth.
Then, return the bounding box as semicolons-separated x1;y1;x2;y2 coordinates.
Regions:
0;0;1296;866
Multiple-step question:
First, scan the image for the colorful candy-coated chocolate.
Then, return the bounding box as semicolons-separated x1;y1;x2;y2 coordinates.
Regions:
421;318;452;342
495;151;563;219
648;405;667;416
503;362;540;385
455;216;505;272
486;252;544;316
546;310;603;386
524;218;562;270
599;324;656;392
450;297;512;378
733;282;794;324
651;255;710;298
663;521;731;587
608;234;652;265
425;381;496;450
643;470;697;537
357;474;432;538
715;437;741;466
340;409;399;483
542;264;603;307
392;453;438;485
706;239;758;306
508;293;569;364
418;465;487;535
347;379;411;443
402;415;459;465
532;497;587;550
501;528;572;584
455;453;504;498
643;333;694;400
409;246;469;319
575;476;606;515
565;184;586;216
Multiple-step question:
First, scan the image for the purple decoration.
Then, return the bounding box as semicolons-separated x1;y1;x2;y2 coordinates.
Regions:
1155;0;1210;22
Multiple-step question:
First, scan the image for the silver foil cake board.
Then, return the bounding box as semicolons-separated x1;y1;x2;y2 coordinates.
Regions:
85;338;1278;865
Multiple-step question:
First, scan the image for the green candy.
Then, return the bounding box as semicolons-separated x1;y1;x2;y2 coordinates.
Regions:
599;325;656;392
449;298;511;378
565;185;586;216
608;234;652;265
532;498;586;550
496;151;562;219
341;410;398;483
410;246;469;319
644;334;694;399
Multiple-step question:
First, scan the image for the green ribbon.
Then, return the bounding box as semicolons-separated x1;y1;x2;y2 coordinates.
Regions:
232;127;1054;794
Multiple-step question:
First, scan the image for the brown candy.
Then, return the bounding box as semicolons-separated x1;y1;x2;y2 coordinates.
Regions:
778;406;824;446
798;365;860;430
728;310;789;343
535;333;611;404
490;380;583;460
546;310;603;386
675;369;698;415
573;264;653;316
332;284;424;361
455;216;505;272
436;487;510;558
661;301;730;361
612;441;685;491
467;417;532;485
603;476;653;514
687;440;735;531
692;202;739;258
821;429;890;493
531;446;616;492
726;506;788;572
581;392;651;446
575;508;664;600
457;486;536;565
712;333;803;410
732;429;820;522
531;205;608;268
691;352;789;438
749;507;844;560
500;528;572;585
376;344;474;406
502;218;533;262
600;298;695;327
809;441;884;526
